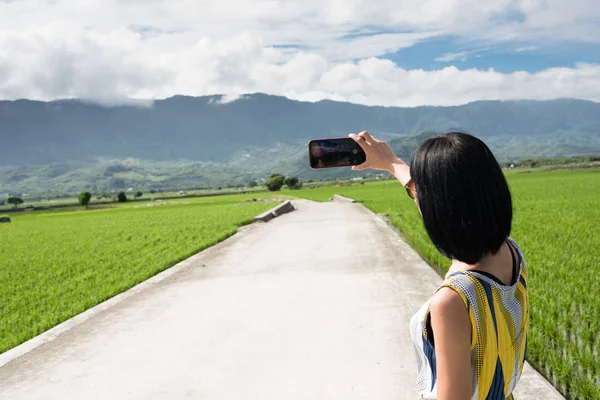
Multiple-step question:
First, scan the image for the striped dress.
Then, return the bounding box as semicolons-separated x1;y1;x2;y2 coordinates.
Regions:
409;238;529;400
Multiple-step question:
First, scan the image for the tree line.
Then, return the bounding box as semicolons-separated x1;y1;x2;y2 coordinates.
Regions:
263;174;302;191
78;190;141;208
3;174;302;210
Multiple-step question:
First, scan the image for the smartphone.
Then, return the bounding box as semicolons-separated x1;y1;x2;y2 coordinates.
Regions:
308;138;367;169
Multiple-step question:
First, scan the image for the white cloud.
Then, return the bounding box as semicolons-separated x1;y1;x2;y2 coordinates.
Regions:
435;51;472;62
215;94;250;104
0;0;599;106
326;31;443;61
314;61;600;106
515;46;539;52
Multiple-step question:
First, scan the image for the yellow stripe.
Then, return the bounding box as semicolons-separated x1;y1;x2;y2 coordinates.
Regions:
441;271;529;399
467;275;498;400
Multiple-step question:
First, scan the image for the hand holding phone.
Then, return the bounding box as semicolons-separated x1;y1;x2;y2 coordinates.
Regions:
309;131;402;172
309;132;411;189
308;138;367;169
346;131;402;172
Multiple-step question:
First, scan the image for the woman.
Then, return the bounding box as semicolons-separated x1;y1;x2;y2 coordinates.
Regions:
349;131;529;400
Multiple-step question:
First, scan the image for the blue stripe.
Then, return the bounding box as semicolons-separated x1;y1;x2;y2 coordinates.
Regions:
422;334;437;390
485;358;506;400
519;275;527;288
481;280;499;344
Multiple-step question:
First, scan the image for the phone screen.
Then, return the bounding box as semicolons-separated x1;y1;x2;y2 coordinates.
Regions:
309;138;366;169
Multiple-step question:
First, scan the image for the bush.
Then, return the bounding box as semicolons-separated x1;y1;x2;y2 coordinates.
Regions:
247;181;258;188
284;176;303;190
117;191;128;202
135;191;143;199
265;174;285;191
78;191;92;208
7;197;23;208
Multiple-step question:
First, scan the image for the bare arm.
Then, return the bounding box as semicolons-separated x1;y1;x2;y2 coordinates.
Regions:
348;131;411;186
429;287;473;400
388;160;412;187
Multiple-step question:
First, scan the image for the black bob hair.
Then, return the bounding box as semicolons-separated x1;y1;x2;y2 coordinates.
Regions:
410;132;512;265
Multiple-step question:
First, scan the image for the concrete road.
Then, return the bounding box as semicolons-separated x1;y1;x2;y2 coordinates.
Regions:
0;200;563;399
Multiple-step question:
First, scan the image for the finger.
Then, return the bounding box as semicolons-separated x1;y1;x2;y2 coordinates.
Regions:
349;133;365;142
352;162;369;171
357;131;370;143
349;133;369;152
365;131;378;142
358;130;373;144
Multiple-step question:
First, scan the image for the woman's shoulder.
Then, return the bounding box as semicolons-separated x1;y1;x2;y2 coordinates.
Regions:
437;271;478;311
430;286;467;313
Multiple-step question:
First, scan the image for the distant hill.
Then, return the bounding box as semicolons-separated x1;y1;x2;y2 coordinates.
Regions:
1;94;599;194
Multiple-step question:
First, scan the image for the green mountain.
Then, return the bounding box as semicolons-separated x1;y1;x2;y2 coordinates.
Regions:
1;94;599;195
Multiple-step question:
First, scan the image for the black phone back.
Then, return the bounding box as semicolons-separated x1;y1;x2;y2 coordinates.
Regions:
309;138;366;169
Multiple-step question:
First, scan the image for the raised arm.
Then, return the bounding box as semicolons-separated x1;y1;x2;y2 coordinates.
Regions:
348;131;412;186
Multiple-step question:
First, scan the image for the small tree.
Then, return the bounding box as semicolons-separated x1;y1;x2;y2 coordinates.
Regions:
247;181;258;188
78;191;92;208
265;174;285;191
284;176;302;190
135;191;143;199
117;191;128;202
7;197;23;208
150;189;156;194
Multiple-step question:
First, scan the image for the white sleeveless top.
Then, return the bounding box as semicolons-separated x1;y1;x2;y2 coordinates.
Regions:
409;238;529;400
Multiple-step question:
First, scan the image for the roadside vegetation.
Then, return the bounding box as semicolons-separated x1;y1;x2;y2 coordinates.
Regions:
509;155;600;170
2;156;596;212
0;195;276;354
1;161;598;399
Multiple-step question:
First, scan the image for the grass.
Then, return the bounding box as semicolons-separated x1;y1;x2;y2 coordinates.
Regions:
291;169;600;400
1;169;598;398
0;195;277;354
0;187;270;212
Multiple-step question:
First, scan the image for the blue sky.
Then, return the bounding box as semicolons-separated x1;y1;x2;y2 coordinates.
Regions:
385;37;600;73
0;0;599;106
276;34;600;73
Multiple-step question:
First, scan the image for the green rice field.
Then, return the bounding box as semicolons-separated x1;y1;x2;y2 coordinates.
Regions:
291;169;600;400
1;169;598;399
0;194;276;354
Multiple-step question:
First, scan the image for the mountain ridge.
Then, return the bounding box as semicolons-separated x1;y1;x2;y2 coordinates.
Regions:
1;94;599;194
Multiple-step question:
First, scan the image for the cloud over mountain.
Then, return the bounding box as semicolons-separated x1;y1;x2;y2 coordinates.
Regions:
0;0;599;106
